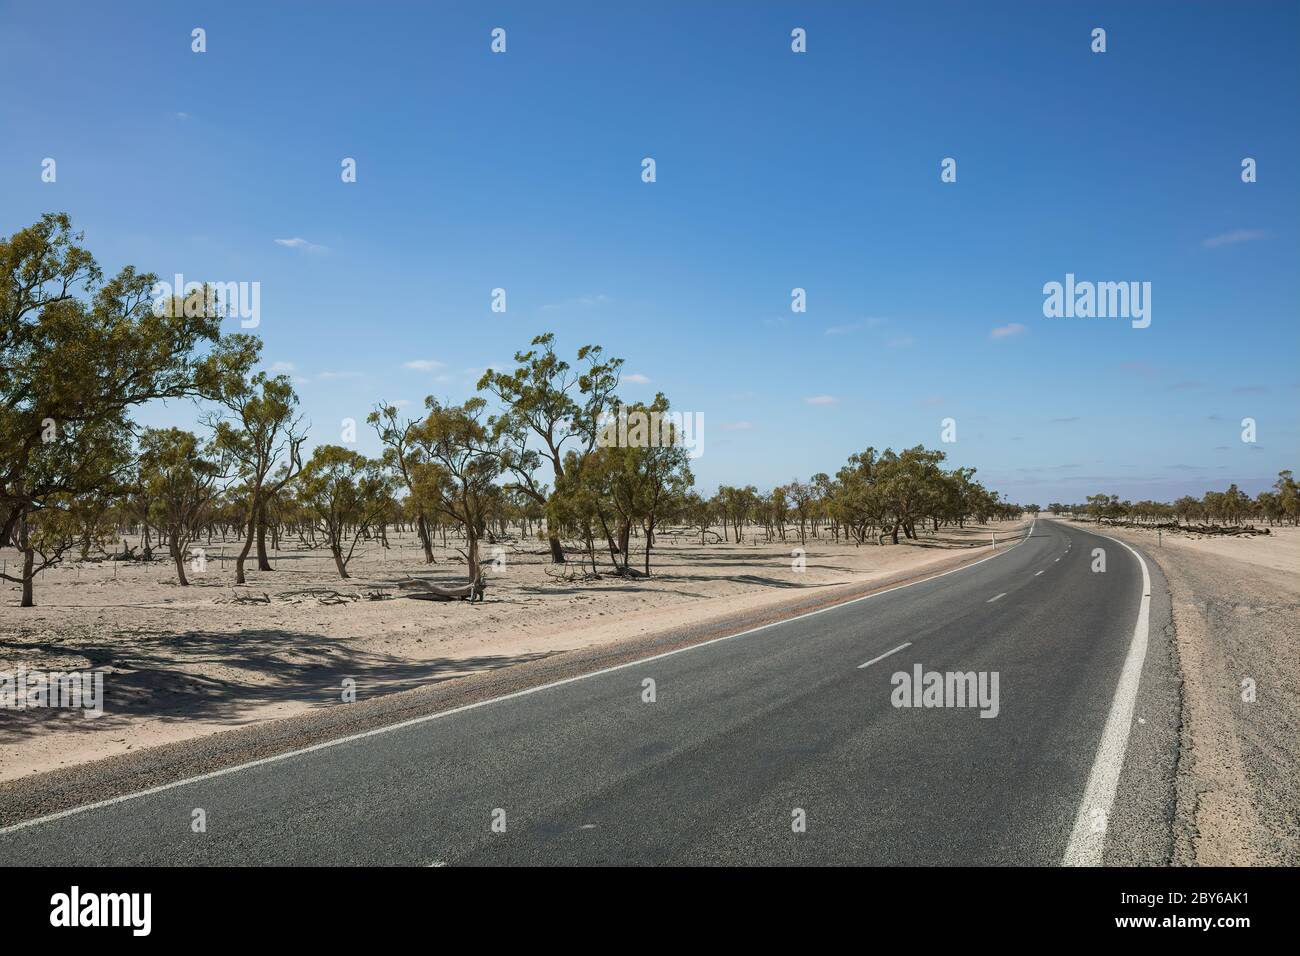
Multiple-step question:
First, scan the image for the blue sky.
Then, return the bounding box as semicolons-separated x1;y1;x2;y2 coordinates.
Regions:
2;1;1296;504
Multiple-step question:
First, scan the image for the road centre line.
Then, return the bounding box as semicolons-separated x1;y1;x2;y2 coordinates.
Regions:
858;642;912;670
0;518;1040;837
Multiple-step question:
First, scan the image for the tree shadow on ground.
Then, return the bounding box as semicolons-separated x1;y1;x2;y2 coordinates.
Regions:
0;627;550;744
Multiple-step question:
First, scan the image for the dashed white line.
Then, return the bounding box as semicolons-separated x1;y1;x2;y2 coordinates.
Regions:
0;518;1040;838
1034;570;1044;576
987;592;1006;603
858;642;912;670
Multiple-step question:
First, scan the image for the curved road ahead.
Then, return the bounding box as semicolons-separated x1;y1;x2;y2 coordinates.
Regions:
0;519;1179;866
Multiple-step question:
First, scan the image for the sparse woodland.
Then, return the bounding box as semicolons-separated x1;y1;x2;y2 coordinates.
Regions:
1045;479;1300;535
3;215;1288;607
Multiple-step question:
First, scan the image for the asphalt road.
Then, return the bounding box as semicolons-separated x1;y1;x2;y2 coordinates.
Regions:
0;518;1179;865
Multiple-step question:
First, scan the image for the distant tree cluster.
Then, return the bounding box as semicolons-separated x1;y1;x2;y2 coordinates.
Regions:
703;448;1017;550
2;214;1021;607
1046;473;1300;527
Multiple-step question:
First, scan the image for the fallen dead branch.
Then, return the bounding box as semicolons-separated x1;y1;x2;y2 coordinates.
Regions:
403;571;487;603
219;590;271;605
279;588;360;605
544;564;602;583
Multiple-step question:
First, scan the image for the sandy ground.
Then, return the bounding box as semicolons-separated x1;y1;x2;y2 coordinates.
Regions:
0;520;1022;782
1095;522;1300;865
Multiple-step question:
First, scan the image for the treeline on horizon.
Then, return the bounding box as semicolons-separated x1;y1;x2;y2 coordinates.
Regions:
0;213;1034;608
1039;474;1300;527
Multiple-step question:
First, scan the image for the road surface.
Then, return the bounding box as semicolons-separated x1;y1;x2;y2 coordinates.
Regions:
0;519;1179;865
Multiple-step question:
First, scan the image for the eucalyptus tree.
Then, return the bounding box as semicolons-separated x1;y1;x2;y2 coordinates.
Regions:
872;446;947;542
1;213;255;605
716;485;759;543
476;332;623;563
409;397;504;583
206;371;306;584
3;418;131;605
368;402;436;562
833;449;887;544
558;396;693;575
1275;470;1299;524
138;427;225;586
811;472;838;541
298;445;394;579
625;396;694;574
787;479;816;544
681;491;715;546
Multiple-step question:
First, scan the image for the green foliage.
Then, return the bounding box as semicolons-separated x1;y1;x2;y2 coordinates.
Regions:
297;445;393;578
138;427;224;584
1;214;254;603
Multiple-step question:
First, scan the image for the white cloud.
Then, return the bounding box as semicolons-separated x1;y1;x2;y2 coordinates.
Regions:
403;359;445;371
1202;229;1267;249
824;321;864;336
887;335;913;349
623;372;651;384
274;237;328;253
541;293;611;312
318;370;362;381
804;395;839;406
720;421;753;430
990;323;1027;340
268;361;295;373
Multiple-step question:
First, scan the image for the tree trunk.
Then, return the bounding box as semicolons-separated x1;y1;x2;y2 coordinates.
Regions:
417;512;435;563
256;502;273;570
173;545;190;586
466;533;480;582
597;514;620;564
19;519;35;607
332;546;349;579
235;512;256;584
548;535;566;564
618;522;631;569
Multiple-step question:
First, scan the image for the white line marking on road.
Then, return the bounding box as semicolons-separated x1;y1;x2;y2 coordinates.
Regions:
0;517;1040;838
858;642;912;670
1063;527;1153;867
428;860;447;867
1034;570;1044;576
987;592;1006;603
1055;558;1060;562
